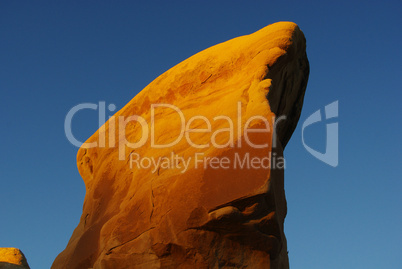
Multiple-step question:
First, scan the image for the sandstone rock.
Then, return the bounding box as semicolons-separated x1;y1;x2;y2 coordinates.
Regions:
0;248;30;269
53;21;309;268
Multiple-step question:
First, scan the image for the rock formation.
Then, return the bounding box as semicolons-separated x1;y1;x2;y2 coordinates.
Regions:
0;248;30;269
53;21;309;268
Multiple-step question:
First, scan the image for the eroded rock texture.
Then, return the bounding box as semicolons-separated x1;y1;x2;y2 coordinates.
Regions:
53;21;309;269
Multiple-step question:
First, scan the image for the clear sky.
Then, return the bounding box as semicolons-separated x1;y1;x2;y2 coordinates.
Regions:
1;1;401;268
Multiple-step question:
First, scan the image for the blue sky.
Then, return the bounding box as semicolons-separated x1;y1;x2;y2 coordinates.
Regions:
1;1;401;268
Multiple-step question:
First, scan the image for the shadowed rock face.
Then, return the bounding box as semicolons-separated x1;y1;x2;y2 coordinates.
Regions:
53;21;309;269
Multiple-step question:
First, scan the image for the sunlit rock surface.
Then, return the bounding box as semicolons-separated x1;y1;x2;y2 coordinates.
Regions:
53;21;309;269
0;248;30;269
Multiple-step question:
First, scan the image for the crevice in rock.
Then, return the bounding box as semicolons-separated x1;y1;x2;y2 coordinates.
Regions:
105;227;156;255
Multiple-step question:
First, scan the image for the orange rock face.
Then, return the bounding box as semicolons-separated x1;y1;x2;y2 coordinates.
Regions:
0;248;30;269
53;21;309;268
